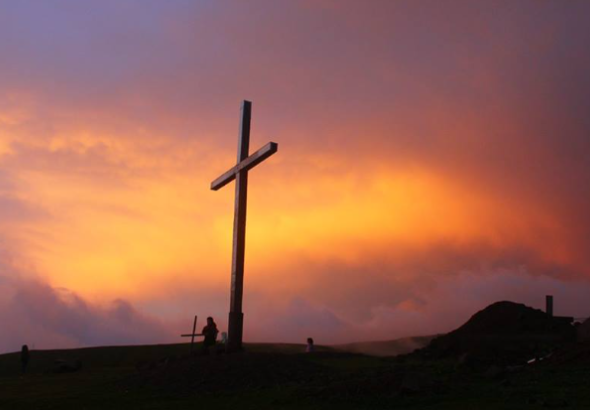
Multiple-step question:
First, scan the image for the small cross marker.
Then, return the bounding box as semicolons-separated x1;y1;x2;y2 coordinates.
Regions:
180;315;202;352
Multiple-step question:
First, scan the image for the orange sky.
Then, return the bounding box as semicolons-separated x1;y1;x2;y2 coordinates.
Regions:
1;1;590;351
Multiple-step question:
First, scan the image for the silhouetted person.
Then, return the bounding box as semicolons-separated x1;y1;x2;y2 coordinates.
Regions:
306;337;315;353
202;317;219;354
21;345;30;374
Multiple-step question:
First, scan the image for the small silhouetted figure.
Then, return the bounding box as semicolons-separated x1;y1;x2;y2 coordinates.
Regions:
21;345;30;374
306;338;315;353
202;317;219;354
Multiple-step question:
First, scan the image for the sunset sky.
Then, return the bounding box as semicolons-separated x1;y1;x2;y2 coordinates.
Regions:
1;1;590;353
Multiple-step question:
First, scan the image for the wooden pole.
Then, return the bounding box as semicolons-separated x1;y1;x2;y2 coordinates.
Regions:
190;315;198;352
227;101;251;351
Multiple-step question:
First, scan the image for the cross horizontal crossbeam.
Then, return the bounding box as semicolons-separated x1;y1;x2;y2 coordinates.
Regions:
211;142;278;191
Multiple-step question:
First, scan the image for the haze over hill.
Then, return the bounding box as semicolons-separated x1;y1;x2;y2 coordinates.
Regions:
335;336;436;357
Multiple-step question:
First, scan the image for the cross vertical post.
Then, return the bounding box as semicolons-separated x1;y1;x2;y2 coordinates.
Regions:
228;101;251;351
211;100;278;352
190;315;198;352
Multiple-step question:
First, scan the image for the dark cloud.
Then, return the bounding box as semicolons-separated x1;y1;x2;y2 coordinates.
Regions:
0;275;172;353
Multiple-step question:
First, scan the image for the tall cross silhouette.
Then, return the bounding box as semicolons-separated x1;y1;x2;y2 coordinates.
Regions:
211;100;278;351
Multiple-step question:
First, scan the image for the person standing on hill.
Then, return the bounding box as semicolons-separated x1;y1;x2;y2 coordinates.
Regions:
202;317;219;354
306;338;315;353
21;345;30;374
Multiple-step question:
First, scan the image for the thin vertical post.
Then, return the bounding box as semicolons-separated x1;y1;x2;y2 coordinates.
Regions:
190;315;198;352
546;295;554;318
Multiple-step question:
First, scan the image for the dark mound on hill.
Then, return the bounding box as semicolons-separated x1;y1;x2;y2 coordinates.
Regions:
548;341;590;365
577;317;590;342
448;301;573;337
416;301;575;367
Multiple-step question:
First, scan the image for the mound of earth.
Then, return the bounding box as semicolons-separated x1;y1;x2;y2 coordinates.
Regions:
547;341;590;365
416;301;575;367
577;318;590;342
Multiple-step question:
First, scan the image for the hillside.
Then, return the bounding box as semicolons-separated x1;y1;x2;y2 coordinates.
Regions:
1;303;589;409
0;342;319;377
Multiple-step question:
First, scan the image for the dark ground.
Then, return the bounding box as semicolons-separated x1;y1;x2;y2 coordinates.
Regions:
1;341;589;409
2;302;588;409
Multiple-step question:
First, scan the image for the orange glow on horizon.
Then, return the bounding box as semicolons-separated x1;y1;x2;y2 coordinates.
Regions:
0;127;577;301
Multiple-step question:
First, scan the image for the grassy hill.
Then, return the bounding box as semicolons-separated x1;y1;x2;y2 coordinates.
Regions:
0;342;317;377
1;339;589;409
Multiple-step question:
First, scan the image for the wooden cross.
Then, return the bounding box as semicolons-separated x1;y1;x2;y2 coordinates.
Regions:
211;100;278;351
180;315;203;352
